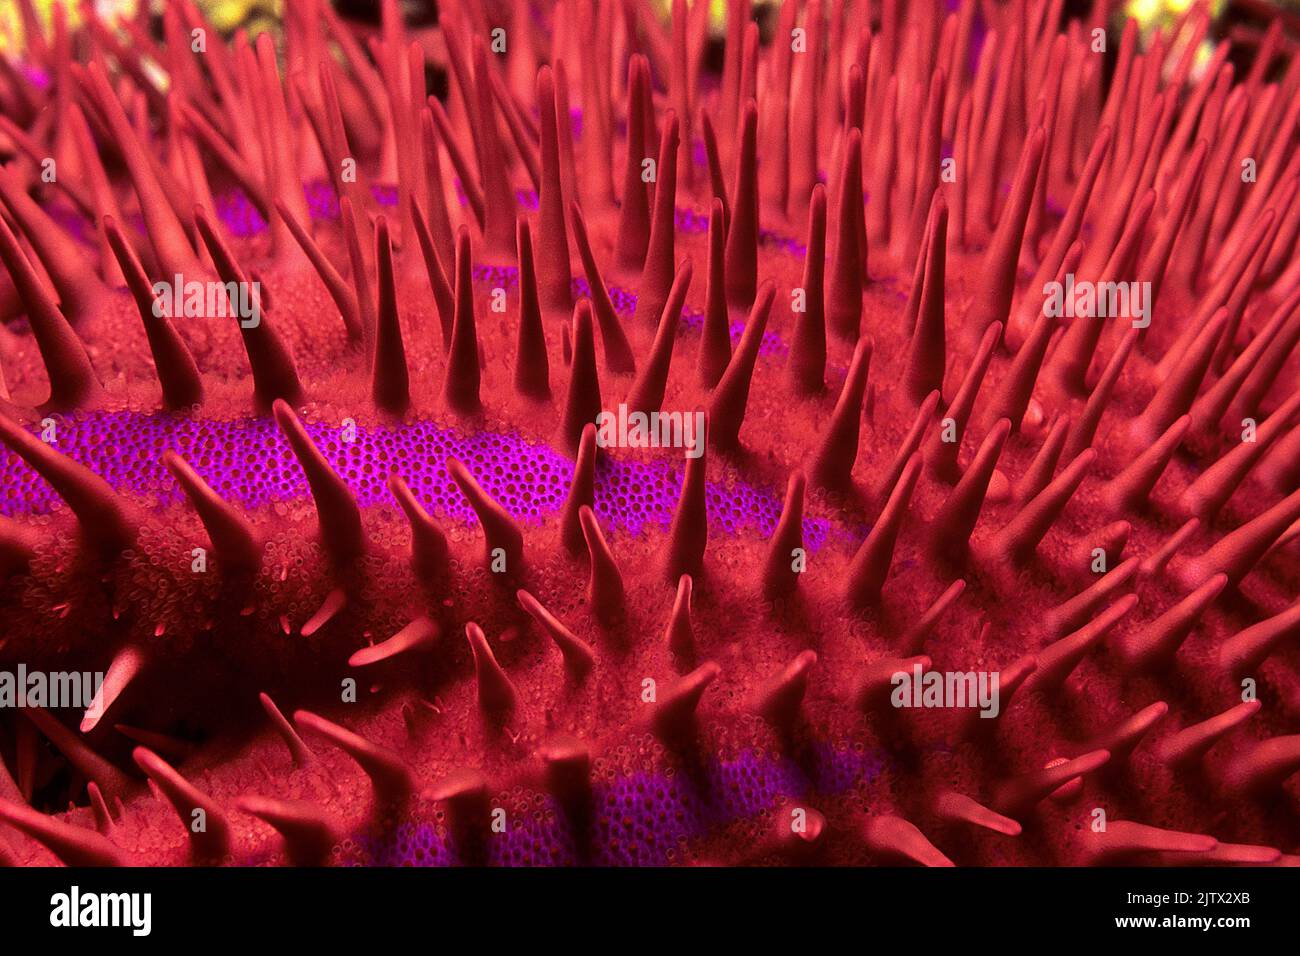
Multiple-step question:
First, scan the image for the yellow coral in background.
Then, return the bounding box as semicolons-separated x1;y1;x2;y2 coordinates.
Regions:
1125;0;1227;79
1125;0;1227;32
0;0;282;55
1;0;136;54
195;0;283;33
652;0;753;33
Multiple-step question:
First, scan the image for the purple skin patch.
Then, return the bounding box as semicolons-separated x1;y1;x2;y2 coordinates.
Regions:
0;410;836;550
360;743;889;866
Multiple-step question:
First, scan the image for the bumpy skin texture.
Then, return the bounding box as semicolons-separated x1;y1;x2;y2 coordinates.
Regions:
0;0;1298;867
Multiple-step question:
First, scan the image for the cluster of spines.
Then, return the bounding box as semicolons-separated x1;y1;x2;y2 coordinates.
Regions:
0;0;1297;867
